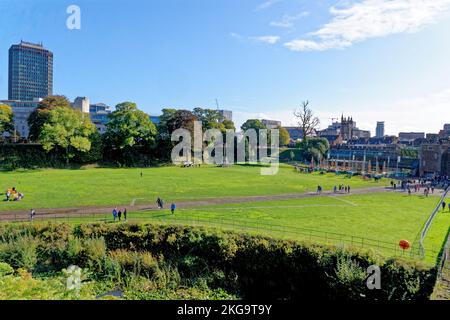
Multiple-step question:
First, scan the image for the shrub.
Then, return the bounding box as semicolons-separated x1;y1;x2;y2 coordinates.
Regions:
0;262;14;277
0;236;38;271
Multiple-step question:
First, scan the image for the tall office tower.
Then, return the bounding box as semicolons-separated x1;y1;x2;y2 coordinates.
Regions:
8;41;53;101
376;121;385;138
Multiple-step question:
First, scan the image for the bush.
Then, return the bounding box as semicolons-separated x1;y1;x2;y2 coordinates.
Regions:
0;222;439;300
0;262;14;277
0;236;38;271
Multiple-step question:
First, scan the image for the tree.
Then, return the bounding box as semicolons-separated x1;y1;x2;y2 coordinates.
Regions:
28;95;72;141
222;119;236;131
104;102;157;149
297;137;330;162
193;108;224;130
240;119;266;132
0;104;14;136
39;106;97;164
293;101;320;142
166;109;198;136
277;126;290;146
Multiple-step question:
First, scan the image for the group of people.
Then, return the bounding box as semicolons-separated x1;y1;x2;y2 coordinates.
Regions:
157;197;177;214
334;185;351;194
112;207;127;222
316;185;351;194
111;199;178;222
4;187;24;201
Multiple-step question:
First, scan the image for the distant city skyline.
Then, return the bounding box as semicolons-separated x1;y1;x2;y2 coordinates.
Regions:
1;0;449;135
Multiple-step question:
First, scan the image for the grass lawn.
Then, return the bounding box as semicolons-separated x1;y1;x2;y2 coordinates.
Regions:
0;165;387;211
49;192;449;265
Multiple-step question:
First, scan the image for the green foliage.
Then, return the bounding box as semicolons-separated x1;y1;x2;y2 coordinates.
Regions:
0;104;14;136
27;95;72;141
39;107;98;164
0;222;435;301
0;262;14;276
400;148;419;159
105;102;157;149
240;119;266;132
193;108;224;130
297;137;330;162
0;236;38;271
277;126;290;146
103;102;157;166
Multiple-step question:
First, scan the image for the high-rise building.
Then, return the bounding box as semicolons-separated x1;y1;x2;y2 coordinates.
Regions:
72;97;90;113
218;110;232;122
375;122;385;138
8;41;53;101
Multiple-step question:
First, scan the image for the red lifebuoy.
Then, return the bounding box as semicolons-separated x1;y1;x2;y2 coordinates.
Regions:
399;240;410;250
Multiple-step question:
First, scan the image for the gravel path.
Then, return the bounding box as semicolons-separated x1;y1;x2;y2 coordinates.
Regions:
0;186;393;222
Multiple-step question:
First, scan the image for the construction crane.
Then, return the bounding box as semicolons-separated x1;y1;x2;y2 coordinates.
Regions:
215;99;220;110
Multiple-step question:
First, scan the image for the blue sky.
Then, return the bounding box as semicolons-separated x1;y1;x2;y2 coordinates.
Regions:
0;0;449;135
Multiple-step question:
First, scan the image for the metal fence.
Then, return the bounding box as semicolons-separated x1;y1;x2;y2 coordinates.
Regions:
418;186;450;259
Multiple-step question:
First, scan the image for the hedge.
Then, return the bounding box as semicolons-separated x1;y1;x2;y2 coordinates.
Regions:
0;222;438;300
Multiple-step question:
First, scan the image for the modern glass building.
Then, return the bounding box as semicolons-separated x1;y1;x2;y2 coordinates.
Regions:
8;41;53;101
89;103;112;134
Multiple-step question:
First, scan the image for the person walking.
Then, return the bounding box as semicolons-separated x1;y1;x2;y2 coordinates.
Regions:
118;210;122;221
347;186;351;194
30;209;35;221
157;198;162;209
170;203;176;214
443;201;447;211
333;186;337;193
123;208;127;221
112;207;118;221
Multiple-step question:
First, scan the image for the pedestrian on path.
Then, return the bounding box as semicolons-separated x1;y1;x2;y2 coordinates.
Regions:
123;208;127;221
29;209;35;221
442;201;446;211
171;203;176;214
112;207;118;221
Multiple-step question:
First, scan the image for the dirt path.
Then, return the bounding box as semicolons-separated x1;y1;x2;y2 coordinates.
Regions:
0;186;395;222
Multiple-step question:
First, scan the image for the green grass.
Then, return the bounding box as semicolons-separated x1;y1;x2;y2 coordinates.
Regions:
0;164;386;211
47;192;450;265
1;166;447;265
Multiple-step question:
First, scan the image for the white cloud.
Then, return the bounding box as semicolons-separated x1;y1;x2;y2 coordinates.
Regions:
230;33;280;45
284;0;450;51
251;35;281;44
257;0;282;11
270;12;310;28
232;88;450;135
